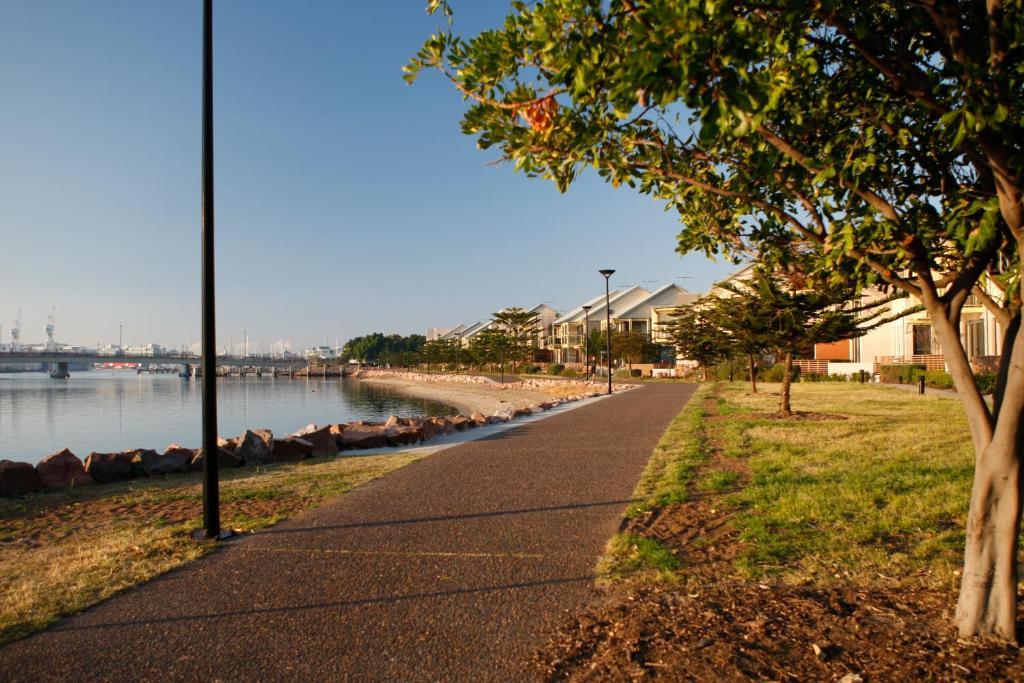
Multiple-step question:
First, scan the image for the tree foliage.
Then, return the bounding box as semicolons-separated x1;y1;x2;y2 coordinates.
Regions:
342;333;425;364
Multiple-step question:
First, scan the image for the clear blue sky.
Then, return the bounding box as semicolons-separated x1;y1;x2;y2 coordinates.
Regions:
0;1;733;353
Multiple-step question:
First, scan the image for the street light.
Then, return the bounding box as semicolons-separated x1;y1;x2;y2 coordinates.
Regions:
581;305;592;380
199;0;227;541
599;269;615;395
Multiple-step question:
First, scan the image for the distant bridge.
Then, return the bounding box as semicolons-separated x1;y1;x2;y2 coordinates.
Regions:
0;351;308;378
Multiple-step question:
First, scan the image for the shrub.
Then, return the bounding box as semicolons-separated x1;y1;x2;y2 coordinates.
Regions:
520;364;541;374
801;372;849;382
562;368;578;378
761;363;800;382
878;364;926;384
548;364;565;376
924;369;955;390
630;369;643;378
975;372;997;395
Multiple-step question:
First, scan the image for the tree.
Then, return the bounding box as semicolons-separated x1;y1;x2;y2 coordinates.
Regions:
717;269;888;416
407;1;1024;638
491;307;540;374
663;304;735;381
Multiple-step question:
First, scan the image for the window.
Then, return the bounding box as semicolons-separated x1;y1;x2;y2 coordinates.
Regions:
912;325;932;355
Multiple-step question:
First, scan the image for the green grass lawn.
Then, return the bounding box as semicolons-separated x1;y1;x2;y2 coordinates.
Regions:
604;382;976;589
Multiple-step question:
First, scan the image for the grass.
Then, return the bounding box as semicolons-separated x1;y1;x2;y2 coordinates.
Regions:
602;381;977;591
625;384;712;517
598;534;681;581
0;451;425;646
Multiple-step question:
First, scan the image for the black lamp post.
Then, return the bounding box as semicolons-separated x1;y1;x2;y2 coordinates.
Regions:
581;305;591;380
200;0;226;540
599;269;615;394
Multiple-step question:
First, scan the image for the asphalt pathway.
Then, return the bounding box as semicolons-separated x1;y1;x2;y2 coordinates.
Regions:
0;383;697;681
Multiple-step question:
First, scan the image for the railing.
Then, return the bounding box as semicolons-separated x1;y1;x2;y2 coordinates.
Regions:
793;359;829;375
873;354;946;372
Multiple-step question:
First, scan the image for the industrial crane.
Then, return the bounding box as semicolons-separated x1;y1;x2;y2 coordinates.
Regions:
45;307;56;350
11;310;21;350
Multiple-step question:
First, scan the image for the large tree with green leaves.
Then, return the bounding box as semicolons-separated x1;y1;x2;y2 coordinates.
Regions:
408;1;1024;639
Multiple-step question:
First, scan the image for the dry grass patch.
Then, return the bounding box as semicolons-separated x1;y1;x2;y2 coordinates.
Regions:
0;452;424;645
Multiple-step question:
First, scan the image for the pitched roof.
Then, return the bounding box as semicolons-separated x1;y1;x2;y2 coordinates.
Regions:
613;283;699;319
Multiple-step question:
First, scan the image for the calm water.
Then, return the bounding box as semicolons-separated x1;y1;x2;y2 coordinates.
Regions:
0;371;456;463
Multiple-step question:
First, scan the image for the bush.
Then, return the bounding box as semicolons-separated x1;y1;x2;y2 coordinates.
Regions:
630;369;643;378
924;369;955;390
801;372;850;382
520;364;541;374
562;368;578;378
878;364;926;384
975;372;997;395
761;363;801;382
548;364;565;376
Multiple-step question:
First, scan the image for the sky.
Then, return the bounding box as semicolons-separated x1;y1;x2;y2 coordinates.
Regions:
0;1;735;353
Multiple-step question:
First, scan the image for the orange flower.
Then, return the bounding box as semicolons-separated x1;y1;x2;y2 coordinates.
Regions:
519;96;558;132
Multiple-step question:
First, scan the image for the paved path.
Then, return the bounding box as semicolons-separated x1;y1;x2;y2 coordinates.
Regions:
0;383;696;681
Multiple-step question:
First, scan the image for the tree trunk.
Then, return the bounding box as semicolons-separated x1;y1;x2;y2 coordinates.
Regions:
955;433;1022;640
923;294;1024;641
779;352;793;417
702;365;708;381
748;354;758;393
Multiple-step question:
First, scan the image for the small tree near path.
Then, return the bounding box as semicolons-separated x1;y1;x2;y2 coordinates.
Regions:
663;304;735;381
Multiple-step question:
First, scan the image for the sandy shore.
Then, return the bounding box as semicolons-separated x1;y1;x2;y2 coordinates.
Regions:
355;370;630;417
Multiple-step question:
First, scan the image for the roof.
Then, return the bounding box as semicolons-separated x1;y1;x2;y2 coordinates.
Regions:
554;288;649;325
459;320;493;339
613;283;699;319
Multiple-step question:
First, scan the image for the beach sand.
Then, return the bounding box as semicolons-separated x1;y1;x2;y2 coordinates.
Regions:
356;371;621;417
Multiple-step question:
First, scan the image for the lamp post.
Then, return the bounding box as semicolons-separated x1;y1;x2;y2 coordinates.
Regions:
581;305;592;380
199;0;225;540
599;269;615;394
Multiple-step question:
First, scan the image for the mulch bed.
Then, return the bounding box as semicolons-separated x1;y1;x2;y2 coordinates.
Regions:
535;582;1024;681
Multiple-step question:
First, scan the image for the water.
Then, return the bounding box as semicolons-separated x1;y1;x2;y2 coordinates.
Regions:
0;371;456;463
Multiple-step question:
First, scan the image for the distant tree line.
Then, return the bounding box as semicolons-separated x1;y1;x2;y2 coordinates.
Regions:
341;333;426;364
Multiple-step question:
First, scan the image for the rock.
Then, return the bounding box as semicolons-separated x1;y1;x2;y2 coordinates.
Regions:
35;449;93;489
294;423;319;437
328;423;347;444
217;437;239;453
0;460;41;496
449;415;471;431
489;407;515;423
386;425;423;446
432;416;456;435
513;407;533;417
469;412;488;426
272;437;314;461
236;429;274;465
84;451;140;483
340;424;389;449
384;415;401;428
838;675;863;683
138;448;189;475
294;425;338;458
190;447;243;471
419;419;440;441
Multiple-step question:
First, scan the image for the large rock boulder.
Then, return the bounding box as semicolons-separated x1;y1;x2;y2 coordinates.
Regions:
470;412;488;427
272;438;314;461
386;425;423;446
236;429;274;465
0;460;41;496
137;448;190;475
190;447;243;471
35;449;93;489
84;451;140;483
449;415;471;432
340;424;389;450
328;424;347;448
293;425;338;458
217;437;239;454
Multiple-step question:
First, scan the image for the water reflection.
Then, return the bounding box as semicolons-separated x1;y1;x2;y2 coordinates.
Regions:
0;372;455;463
